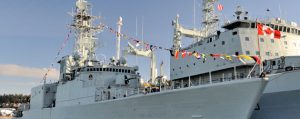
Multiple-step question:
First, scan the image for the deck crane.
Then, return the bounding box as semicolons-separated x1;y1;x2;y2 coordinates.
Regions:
123;43;157;84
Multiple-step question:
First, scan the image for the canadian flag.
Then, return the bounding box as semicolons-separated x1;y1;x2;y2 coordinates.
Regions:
257;23;281;39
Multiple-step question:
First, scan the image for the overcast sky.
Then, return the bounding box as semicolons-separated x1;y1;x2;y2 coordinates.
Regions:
0;0;298;94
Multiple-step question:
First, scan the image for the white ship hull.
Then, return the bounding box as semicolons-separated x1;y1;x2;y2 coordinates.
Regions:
22;78;267;119
251;70;300;119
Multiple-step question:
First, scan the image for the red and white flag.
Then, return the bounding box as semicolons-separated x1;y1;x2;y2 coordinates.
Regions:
217;4;224;11
181;50;187;58
257;23;281;39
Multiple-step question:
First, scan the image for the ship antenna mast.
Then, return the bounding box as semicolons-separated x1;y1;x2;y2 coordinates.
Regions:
202;0;219;36
71;0;102;67
116;16;123;62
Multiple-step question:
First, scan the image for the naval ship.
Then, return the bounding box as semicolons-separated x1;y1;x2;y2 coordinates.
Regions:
19;0;268;119
169;1;300;119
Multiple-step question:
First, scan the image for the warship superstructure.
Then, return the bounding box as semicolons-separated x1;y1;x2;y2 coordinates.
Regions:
169;1;300;119
19;0;268;119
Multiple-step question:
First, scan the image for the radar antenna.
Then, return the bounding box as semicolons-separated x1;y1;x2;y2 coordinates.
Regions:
172;0;219;50
71;0;103;67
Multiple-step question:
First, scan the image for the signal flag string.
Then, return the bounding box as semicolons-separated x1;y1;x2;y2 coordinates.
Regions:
98;23;261;65
42;29;72;83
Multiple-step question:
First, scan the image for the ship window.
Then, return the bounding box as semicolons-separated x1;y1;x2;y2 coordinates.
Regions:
279;26;283;31
284;41;288;45
100;68;102;71
275;25;279;30
271;39;274;43
235;52;239;56
275;52;279;56
271;24;275;29
272;61;276;66
109;68;112;72
246;51;250;55
187;65;189;67
256;51;260;55
260;38;264;42
245;37;250;41
287;27;290;33
298;30;300;35
222;21;250;30
232;31;238;35
112;68;115;72
118;69;121;72
129;70;131;73
222;41;225;45
283;26;287;32
291;28;295;34
266;52;270;56
193;63;196;66
266;24;270;27
209;38;212;42
97;68;99;71
179;67;181;69
251;23;255;28
122;69;124;72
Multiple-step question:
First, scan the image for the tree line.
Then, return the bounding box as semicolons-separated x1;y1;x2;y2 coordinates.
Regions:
0;94;30;108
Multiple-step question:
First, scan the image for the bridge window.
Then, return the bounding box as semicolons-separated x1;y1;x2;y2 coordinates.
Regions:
287;27;290;33
283;26;287;32
271;24;275;29
279;26;283;31
251;23;255;28
275;25;279;30
291;28;295;34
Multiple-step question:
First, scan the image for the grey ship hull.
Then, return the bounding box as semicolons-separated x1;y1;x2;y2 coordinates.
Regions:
22;78;267;119
251;70;300;119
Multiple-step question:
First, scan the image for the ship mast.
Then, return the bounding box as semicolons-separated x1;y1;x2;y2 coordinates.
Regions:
71;0;102;67
201;0;219;36
116;16;123;61
172;0;219;50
